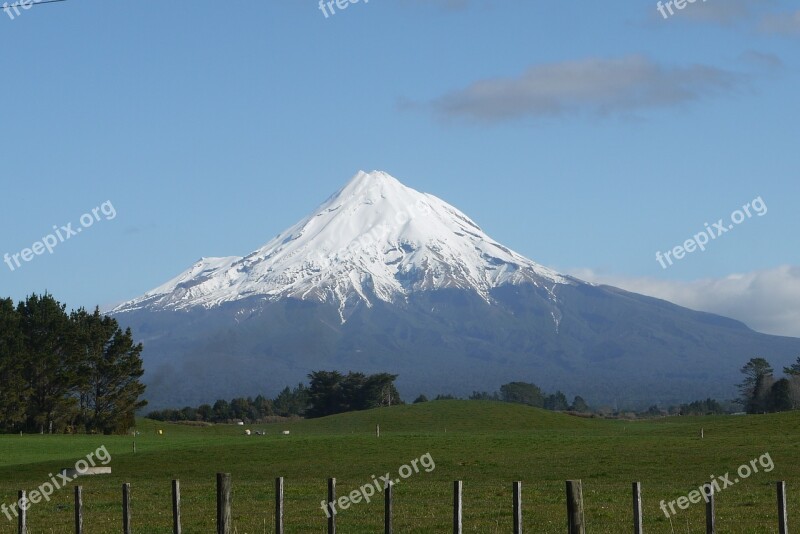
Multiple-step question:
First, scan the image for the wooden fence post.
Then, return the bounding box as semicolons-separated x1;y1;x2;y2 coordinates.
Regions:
513;481;522;534
705;487;715;534
74;486;83;534
566;480;585;534
632;482;643;534
216;473;232;534
453;480;463;534
327;477;336;534
384;481;393;534
17;490;26;534
172;479;181;534
778;481;788;534
275;477;284;534
122;483;132;534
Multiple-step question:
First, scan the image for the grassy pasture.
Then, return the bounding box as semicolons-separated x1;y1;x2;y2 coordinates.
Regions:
0;401;798;533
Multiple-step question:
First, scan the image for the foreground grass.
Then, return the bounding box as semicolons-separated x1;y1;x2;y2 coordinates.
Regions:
0;401;797;533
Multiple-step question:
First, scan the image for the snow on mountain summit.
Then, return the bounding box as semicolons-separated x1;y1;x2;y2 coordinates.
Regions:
113;171;574;319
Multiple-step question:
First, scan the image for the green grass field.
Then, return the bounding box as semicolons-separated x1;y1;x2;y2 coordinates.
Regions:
0;401;798;533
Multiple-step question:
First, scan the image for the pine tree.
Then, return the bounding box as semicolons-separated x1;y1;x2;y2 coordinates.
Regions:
570;396;590;413
768;379;793;412
71;308;146;433
253;395;273;419
90;322;147;434
0;298;28;431
0;296;147;434
307;371;345;418
784;357;800;377
499;382;545;407
18;294;78;433
70;307;106;431
307;371;401;417
544;391;569;411
364;373;401;408
738;358;774;414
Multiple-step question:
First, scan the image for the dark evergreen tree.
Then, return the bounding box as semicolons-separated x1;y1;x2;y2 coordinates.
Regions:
544;391;569;411
340;372;367;411
180;406;197;421
230;397;251;421
77;310;146;434
253;395;273;419
738;358;774;413
0;298;28;431
0;296;147;434
469;391;498;400
679;398;725;415
570;396;590;413
784;357;800;377
197;403;213;421
751;372;775;413
768;379;793;412
789;376;800;409
499;382;544;407
213;399;231;420
307;371;401;418
272;384;308;417
307;371;345;418
363;372;401;408
18;294;78;433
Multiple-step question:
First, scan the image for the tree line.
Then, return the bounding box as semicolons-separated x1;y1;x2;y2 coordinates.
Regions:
147;384;309;423
147;371;401;423
148;355;800;425
415;382;592;413
642;356;800;417
149;375;628;422
0;294;147;434
420;385;732;418
738;356;800;413
149;375;592;424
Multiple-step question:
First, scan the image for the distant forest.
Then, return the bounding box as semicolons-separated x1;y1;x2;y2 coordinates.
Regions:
145;374;722;423
147;371;401;423
0;294;147;435
149;356;800;424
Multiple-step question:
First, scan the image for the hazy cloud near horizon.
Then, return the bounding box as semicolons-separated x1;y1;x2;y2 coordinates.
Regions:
569;265;800;339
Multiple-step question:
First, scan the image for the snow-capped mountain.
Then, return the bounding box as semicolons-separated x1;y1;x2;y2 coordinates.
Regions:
114;171;575;321
112;170;800;410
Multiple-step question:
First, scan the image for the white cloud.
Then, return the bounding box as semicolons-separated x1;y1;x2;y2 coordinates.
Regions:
426;56;742;123
568;265;800;338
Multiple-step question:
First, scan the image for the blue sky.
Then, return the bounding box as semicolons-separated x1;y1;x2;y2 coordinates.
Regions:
1;0;799;335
